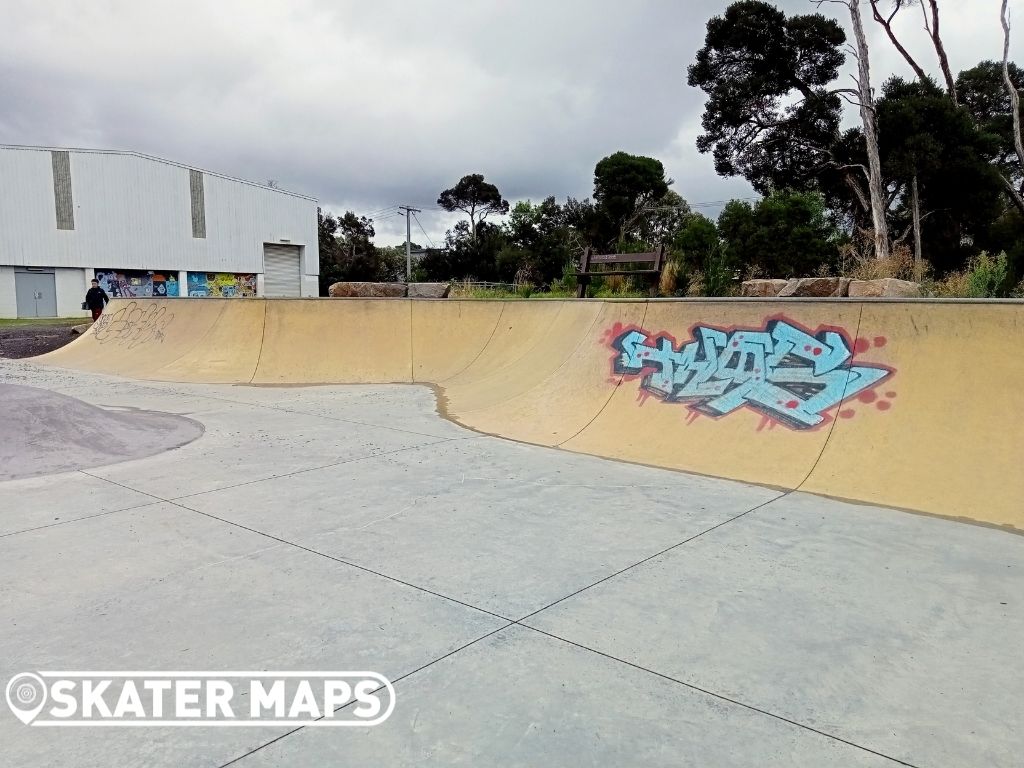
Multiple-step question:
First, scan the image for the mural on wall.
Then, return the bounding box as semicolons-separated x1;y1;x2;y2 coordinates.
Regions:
95;270;180;298
609;318;895;430
187;272;257;298
93;301;174;349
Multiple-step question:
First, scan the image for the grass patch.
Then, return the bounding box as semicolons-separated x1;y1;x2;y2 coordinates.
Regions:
0;317;86;328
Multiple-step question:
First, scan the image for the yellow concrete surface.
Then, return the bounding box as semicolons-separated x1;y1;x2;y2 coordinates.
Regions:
446;301;643;445
439;301;604;413
801;302;1024;528
37;298;233;380
152;300;265;383
253;300;412;384
562;301;863;491
34;297;1024;529
410;301;504;381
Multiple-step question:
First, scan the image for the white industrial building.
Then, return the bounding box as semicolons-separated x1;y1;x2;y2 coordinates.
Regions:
0;145;319;318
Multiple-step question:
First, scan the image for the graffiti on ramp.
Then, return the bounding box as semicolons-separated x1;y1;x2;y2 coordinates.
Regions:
93;301;175;350
609;317;894;430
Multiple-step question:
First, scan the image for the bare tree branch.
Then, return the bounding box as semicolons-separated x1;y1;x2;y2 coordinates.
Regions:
926;0;958;103
1002;0;1024;175
1000;174;1024;217
851;1;891;258
868;0;929;83
894;209;940;246
839;93;868;108
842;171;872;213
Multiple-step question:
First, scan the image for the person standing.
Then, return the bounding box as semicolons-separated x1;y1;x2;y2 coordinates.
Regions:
84;279;109;321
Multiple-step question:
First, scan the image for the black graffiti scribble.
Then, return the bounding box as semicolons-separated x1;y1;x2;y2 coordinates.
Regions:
93;302;175;349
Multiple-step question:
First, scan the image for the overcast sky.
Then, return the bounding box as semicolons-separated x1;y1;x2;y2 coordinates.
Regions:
2;0;1019;245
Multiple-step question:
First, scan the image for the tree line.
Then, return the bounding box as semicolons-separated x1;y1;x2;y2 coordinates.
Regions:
320;0;1024;297
687;0;1024;288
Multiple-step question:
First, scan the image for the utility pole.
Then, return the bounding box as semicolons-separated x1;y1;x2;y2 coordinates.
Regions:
398;206;421;282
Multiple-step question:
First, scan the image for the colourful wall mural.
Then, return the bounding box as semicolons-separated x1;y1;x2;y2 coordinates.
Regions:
94;270;180;298
187;272;257;298
610;318;894;430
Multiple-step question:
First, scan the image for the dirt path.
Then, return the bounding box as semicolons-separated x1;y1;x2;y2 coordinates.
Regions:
0;320;84;358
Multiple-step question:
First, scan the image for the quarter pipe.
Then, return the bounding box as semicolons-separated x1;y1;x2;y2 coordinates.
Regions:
35;297;1024;530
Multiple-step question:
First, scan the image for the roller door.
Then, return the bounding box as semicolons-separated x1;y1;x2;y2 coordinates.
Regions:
263;244;302;297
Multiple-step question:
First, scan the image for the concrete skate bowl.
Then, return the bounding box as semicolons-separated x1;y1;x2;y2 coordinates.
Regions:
0;382;203;480
35;297;1024;531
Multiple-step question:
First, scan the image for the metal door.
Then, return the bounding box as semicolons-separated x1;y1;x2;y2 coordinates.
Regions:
263;244;302;297
14;271;58;318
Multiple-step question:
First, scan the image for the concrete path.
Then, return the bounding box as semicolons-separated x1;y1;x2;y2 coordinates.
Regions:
0;359;1020;767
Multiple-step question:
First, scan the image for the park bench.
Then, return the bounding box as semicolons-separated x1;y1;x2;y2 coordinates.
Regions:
575;246;665;298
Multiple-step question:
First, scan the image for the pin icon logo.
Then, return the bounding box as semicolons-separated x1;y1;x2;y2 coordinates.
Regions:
6;673;47;725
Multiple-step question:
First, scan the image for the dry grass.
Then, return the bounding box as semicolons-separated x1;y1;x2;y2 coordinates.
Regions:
839;232;920;281
926;271;971;298
600;274;629;293
924;251;1012;298
659;261;681;296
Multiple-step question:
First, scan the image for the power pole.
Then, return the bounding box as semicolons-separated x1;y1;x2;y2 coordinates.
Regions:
398;206;421;282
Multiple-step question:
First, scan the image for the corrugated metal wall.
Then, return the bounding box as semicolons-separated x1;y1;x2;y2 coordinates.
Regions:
0;146;319;276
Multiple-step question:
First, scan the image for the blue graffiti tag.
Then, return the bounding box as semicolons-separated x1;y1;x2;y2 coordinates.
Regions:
612;320;893;429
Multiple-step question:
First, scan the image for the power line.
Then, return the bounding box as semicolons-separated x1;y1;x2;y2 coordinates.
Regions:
366;196;754;227
371;196;754;216
411;211;436;249
367;205;401;217
397;206;422;281
689;197;758;208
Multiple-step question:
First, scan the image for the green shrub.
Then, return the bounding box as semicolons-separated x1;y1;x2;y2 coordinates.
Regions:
546;280;574;297
591;276;647;298
928;251;1011;298
700;246;738;297
516;284;535;298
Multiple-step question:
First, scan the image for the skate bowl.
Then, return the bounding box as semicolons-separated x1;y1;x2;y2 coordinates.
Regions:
35;297;1024;531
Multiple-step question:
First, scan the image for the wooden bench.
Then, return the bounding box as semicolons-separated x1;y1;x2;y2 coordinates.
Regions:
575;246;665;298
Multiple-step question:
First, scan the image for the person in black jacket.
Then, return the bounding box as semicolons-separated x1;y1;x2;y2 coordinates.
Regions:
84;279;109;321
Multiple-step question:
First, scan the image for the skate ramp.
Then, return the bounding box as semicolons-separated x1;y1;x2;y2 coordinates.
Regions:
36;297;1024;530
0;383;203;480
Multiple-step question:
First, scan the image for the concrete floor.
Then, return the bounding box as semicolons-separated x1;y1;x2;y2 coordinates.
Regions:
0;358;1021;768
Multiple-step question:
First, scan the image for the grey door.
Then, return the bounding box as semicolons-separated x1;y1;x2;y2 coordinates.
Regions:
15;271;58;318
263;244;302;297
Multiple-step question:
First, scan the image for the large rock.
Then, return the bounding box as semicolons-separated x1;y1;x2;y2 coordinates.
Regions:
777;277;851;298
70;323;93;335
328;282;407;298
407;282;450;299
741;279;790;298
848;278;921;298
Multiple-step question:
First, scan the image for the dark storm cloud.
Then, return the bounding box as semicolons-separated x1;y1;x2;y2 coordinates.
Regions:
1;0;1016;242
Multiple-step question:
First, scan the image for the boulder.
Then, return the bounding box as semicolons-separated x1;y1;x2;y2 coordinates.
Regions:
328;282;407;298
741;279;790;298
407;282;450;299
847;278;921;298
777;277;850;298
70;323;93;335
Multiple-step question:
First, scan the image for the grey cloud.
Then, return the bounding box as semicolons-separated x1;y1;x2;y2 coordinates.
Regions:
1;0;1018;244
